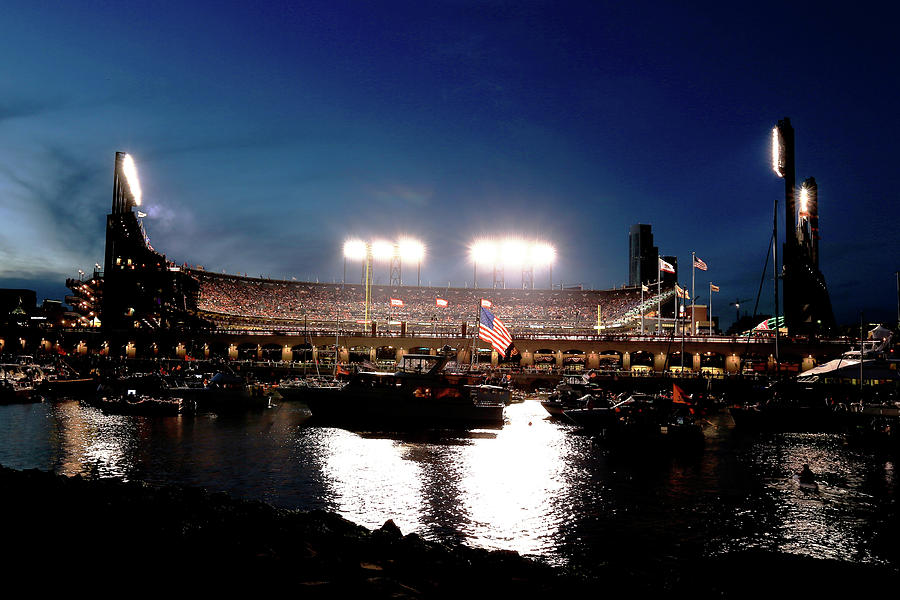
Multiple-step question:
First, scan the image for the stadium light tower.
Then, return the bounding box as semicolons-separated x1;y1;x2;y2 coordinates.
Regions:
501;239;527;289
370;240;396;285
531;242;556;289
470;240;498;289
343;239;367;285
398;238;425;286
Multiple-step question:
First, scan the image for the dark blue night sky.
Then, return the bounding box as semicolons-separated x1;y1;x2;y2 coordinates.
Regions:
1;1;897;327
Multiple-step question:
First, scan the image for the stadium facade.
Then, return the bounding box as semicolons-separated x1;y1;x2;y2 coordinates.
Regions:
53;152;851;373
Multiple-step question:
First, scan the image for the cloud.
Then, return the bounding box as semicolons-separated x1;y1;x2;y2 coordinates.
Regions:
0;145;107;279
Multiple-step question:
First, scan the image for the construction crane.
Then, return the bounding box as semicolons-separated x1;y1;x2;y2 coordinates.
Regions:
729;298;751;322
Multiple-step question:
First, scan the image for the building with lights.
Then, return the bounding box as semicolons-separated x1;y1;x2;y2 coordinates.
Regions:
772;118;835;334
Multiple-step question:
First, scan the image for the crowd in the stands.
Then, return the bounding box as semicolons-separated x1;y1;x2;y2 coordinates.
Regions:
191;271;655;333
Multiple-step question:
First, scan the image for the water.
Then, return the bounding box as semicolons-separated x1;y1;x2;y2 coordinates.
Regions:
1;399;898;575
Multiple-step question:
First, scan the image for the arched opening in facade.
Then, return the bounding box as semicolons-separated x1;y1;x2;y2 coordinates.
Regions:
778;354;802;373
631;350;654;372
667;351;689;373
348;346;370;363
597;350;623;370
375;345;396;368
207;342;228;360
563;349;585;371
700;351;725;374
186;339;206;359
498;347;521;365
474;347;493;365
316;344;336;365
291;344;313;362
533;348;556;370
237;343;259;361
260;343;282;362
741;352;769;374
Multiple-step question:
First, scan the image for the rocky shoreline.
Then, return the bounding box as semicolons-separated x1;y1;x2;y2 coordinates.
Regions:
3;465;898;597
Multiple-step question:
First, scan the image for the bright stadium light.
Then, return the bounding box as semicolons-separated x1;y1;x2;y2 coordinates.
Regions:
470;240;498;264
343;239;367;260
398;238;425;286
372;240;395;261
122;153;143;206
398;238;425;262
501;238;527;268
530;242;556;266
771;127;784;178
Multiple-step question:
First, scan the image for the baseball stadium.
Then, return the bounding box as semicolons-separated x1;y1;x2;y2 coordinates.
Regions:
57;152;854;377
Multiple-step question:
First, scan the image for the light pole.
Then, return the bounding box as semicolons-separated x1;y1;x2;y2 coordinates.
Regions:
398;238;425;287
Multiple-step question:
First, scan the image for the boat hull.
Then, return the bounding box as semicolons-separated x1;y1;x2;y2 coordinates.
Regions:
304;389;504;427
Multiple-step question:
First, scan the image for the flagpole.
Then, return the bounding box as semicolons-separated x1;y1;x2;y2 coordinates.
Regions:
640;284;644;334
680;290;685;372
691;252;696;337
709;283;713;335
473;301;479;369
657;261;661;335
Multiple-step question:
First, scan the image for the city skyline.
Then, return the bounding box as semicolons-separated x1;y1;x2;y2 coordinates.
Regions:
1;1;898;327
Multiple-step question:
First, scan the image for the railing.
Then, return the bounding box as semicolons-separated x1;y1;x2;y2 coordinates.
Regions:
198;327;850;347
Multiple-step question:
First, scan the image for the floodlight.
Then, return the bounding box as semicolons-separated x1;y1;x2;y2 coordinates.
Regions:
398;238;425;262
343;239;367;260
771;127;784;178
122;153;143;205
799;185;809;214
470;240;498;264
530;243;556;266
501;239;527;268
372;240;395;261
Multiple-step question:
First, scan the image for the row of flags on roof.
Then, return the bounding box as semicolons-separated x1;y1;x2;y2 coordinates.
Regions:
387;295;515;357
388;297;486;308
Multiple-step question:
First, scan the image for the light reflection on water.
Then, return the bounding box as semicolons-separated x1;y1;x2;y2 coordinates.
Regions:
1;399;898;573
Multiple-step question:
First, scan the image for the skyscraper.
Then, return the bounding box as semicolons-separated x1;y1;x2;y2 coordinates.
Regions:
628;224;659;287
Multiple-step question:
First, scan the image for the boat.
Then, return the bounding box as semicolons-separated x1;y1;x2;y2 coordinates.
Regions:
168;372;273;412
540;374;605;417
792;474;819;491
302;351;506;427
0;364;39;404
91;390;188;416
275;376;344;402
562;395;619;430
89;375;192;415
792;465;819;491
730;327;899;433
32;360;97;399
566;389;705;449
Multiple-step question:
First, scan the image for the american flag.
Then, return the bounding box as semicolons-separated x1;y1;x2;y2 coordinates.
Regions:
436;298;448;307
479;307;512;357
693;256;708;271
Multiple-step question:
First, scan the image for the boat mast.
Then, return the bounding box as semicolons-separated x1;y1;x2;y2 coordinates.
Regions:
773;195;780;374
859;311;864;398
